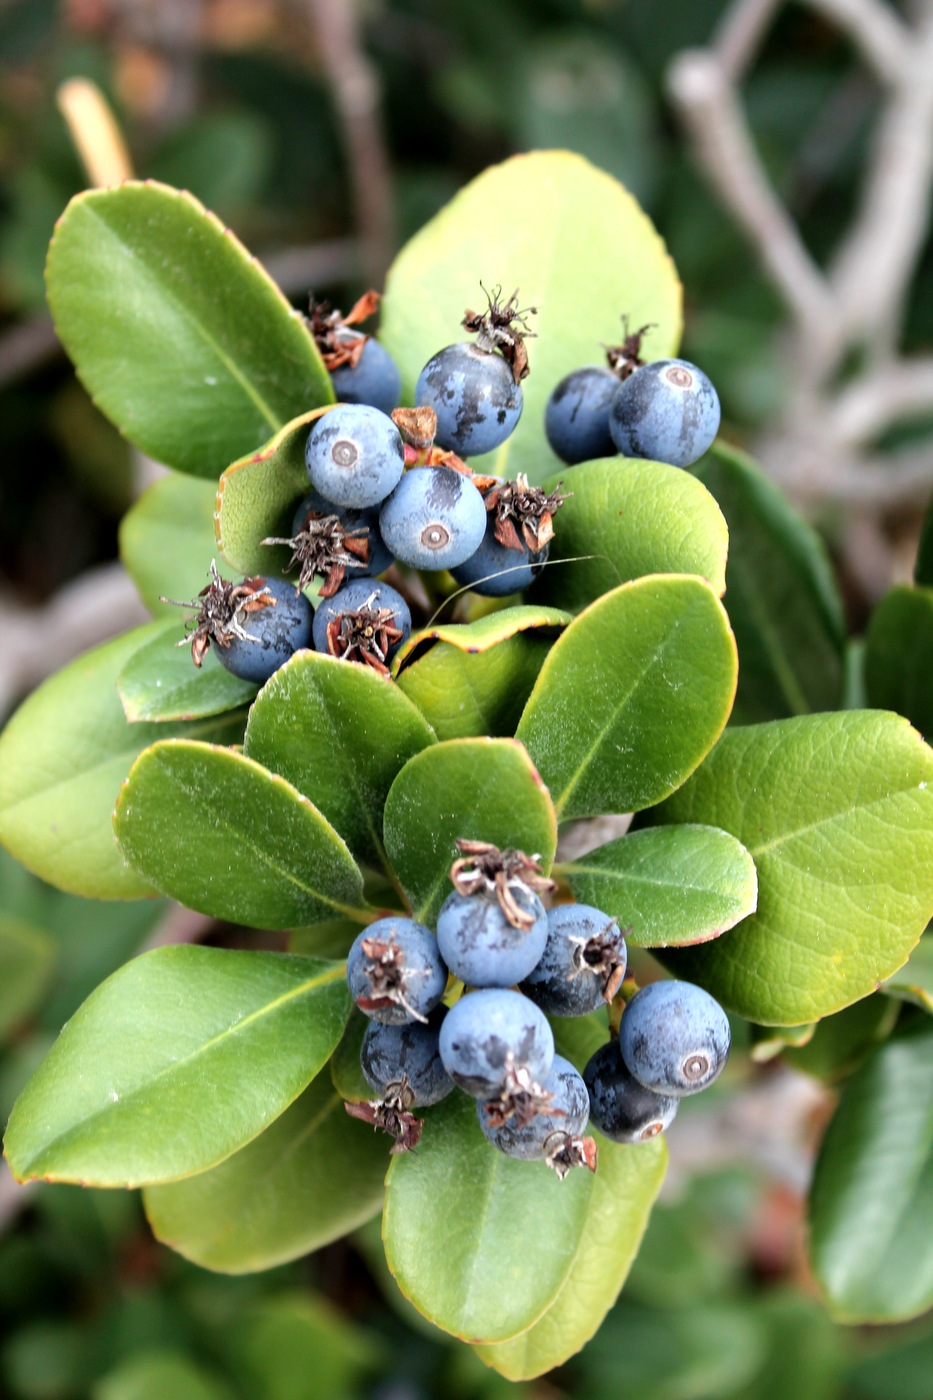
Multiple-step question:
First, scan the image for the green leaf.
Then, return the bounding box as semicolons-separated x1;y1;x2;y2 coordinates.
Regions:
782;995;899;1081
46;182;332;477
329;1010;371;1102
119;472;219;617
0;915;56;1040
0;625;245;900
883;933;933;1013
94;1352;234;1400
117;622;257;722
244;650;436;870
383;738;557;926
530;459;728;613
516;576;737;820
144;1071;387;1271
114;740;365;928
865;585;933;739
562;825;757;947
648;713;933;1024
915;495;933;586
474;1134;666;1379
691;442;845;723
232;1295;385;1399
381;150;681;485
394;606;570;742
809;1020;933;1321
4;948;350;1186
216;409;330;576
383;1091;589;1343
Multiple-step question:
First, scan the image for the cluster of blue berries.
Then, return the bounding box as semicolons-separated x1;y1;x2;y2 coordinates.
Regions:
545;320;721;470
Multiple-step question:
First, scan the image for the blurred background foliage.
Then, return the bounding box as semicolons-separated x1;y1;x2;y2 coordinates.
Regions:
2;0;932;1395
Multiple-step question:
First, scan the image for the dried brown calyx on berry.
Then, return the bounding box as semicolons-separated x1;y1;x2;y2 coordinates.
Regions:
326;595;404;677
262;512;370;598
391;406;475;477
449;839;557;931
483;473;571;553
306;289;381;371
462;283;537;384
569;920;632;1003
353;935;431;1024
160;560;274;667
344;1076;423;1153
544;1131;599;1180
480;1056;557;1131
604;315;655;381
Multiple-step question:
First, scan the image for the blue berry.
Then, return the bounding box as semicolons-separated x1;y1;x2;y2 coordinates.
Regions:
293;490;394;579
438;988;554;1098
312;578;411;670
522;903;626;1017
346;918;447;1024
360;1008;454;1106
379;466;486;571
476;1053;589;1159
450;521;548;597
619;980;731;1096
416;343;522;457
216;575;312;684
545;367;619;465
305;404;404;508
436;888;548;988
330;338;401;416
608;358;720;468
583;1041;678;1143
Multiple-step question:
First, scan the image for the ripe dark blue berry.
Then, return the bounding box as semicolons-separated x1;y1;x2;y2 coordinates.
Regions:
619;980;731;1096
545;366;619;465
330;337;401;416
435;888;548;988
583;1041;678;1144
450;525;548;597
608;358;720;468
476;1053;589;1159
379;465;486;570
416;343;522;457
305;403;404;508
312;578;411;673
438;988;554;1098
360;1009;454;1106
215;575;312;684
521;903;627;1017
346;918;447;1024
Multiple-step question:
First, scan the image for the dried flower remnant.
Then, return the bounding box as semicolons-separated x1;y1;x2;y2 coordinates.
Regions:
544;1131;599;1180
306;289;382;371
483;473;571;552
344;1075;423;1153
326;592;404;676
604;316;654;380
262;511;370;597
480;1055;557;1131
353;935;431;1024
569;920;632;1003
449;839;557;931
462;283;537;383
160;560;275;668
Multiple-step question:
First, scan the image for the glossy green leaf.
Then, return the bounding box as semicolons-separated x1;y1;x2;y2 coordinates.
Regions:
530;458;728;613
232;1295;385;1399
783;995;899;1081
649;713;933;1024
383;1091;590;1343
46;182;331;477
383;738;557;926
474;1134;666;1378
562;824;757;947
144;1071;387;1271
94;1352;233;1400
244;650;436;869
865;585;933;739
114;741;365;928
883;934;933;1013
381;150;681;485
117;622;257;721
216;409;330;576
809;1020;933;1321
692;442;845;723
329;1010;371;1103
119;472;219;616
0;915;56;1040
4;948;350;1186
0;626;244;900
516;576;737;820
394;606;569;742
289;920;363;960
